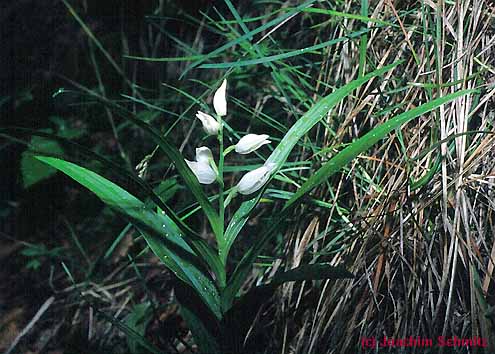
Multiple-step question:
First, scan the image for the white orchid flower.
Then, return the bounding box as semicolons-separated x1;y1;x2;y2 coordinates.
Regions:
185;160;216;184
213;79;227;116
196;111;221;135
237;163;277;195
185;147;217;184
195;146;214;163
235;134;271;154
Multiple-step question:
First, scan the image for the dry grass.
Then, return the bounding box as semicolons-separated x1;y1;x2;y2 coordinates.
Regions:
266;1;495;353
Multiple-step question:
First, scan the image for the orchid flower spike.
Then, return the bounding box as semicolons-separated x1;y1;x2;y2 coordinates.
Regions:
235;134;271;154
185;147;217;184
213;79;227;116
196;111;221;135
237;163;277;195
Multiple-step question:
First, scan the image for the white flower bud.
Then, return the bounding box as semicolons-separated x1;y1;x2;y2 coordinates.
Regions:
185;146;217;184
195;146;213;163
235;134;271;154
196;111;221;135
213;79;227;117
237;163;276;195
185;160;217;185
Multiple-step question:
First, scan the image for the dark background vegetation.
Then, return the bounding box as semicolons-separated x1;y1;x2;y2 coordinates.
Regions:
2;1;215;352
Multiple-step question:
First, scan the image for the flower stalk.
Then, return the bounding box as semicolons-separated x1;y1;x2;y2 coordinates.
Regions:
214;80;227;281
183;78;277;278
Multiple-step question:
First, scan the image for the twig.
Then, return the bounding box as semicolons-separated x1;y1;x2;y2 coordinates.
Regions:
4;296;55;354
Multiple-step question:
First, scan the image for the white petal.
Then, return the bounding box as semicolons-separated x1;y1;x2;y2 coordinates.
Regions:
213;79;227;117
237;163;275;195
195;146;213;164
196;111;220;135
235;134;271;154
185;160;217;184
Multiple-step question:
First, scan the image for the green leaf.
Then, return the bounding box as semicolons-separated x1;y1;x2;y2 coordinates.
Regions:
4;127;219;274
25;259;42;270
222;62;402;270
198;28;370;69
265;61;403;169
180;305;221;354
97;310;162;354
175;281;221;354
285;89;476;208
112;107;223;243
222;194;262;265
21;134;64;188
270;263;354;285
35;156;222;319
4;127;225;286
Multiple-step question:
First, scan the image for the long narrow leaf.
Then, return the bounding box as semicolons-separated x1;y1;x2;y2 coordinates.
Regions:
265;61;403;168
222;196;261;265
35;156;222;318
1;127;224;283
225;86;473;308
49;82;222;243
222;61;402;265
285;89;475;208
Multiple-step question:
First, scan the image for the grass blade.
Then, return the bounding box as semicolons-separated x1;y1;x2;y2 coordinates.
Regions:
199;28;369;69
180;0;317;76
358;0;369;77
285;89;476;208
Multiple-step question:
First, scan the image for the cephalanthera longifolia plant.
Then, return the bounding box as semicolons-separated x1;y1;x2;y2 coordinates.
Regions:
33;60;472;353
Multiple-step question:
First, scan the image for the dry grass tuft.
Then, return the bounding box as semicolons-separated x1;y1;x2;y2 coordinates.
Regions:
267;1;495;353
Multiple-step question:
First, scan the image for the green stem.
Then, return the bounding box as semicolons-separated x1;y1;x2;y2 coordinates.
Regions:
223;145;236;156
217;115;226;287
